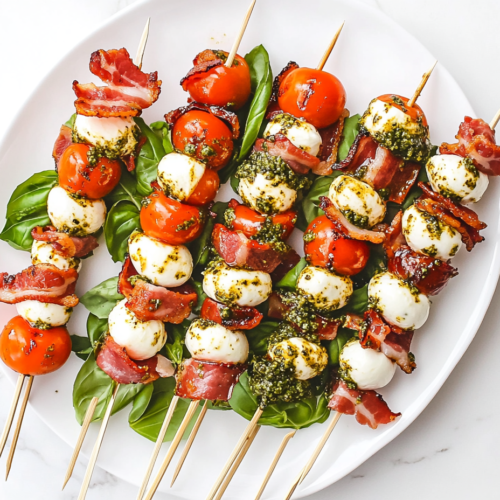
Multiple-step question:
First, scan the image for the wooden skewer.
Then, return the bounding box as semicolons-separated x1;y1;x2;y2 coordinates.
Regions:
143;399;200;500
77;383;120;500
0;374;25;458
254;430;297;500
407;60;438;108
136;395;181;500
170;400;209;486
5;375;33;480
490;108;500;130
225;0;257;67
134;18;150;69
62;396;99;490
316;22;345;71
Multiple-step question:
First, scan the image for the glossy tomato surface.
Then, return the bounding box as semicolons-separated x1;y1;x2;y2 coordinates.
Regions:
0;316;72;376
278;67;346;129
186;168;220;206
377;94;428;127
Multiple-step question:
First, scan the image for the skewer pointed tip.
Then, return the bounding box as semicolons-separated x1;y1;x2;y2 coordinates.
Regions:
0;374;25;459
316;21;345;71
225;0;257;68
407;60;438;108
134;17;151;69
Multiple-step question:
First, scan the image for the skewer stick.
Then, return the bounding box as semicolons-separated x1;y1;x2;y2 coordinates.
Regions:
136;395;181;500
490;108;500;130
407;60;438;108
5;375;33;480
62;396;99;490
134;18;150;69
316;22;345;71
206;408;263;500
225;0;257;67
77;384;120;500
170;400;209;486
0;374;25;458
254;430;297;500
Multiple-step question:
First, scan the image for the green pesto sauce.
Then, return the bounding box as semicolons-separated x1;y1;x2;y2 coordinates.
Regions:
342;209;369;229
224;207;236;228
279;291;321;334
176;216;197;232
303;231;316;243
128;275;152;286
252;218;289;254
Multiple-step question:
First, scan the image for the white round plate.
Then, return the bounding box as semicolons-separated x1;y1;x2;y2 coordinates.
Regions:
0;0;499;499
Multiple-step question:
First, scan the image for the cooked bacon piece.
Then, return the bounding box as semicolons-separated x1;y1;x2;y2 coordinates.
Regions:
200;297;263;330
270;248;301;283
175;358;245;401
122;135;147;172
266;61;300;117
117;255;136;297
180;49;225;90
73;48;161;118
328;379;401;429
387;162;421;204
319;197;386;244
0;264;78;307
212;223;282;273
52;125;73;167
31;226;98;258
440;116;500;176
363;144;404;190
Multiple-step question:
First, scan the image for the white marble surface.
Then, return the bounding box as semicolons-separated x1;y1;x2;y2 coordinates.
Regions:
1;0;500;499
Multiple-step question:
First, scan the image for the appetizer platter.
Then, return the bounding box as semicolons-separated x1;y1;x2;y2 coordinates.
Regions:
0;1;499;499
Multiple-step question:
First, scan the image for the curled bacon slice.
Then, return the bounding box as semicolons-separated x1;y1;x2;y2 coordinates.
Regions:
266;61;299;117
200;297;263;330
328;379;401;429
73;48;161;118
175;358;245;401
270;248;301;283
52;125;73;167
0;264;78;307
31;226;98;258
181;49;224;90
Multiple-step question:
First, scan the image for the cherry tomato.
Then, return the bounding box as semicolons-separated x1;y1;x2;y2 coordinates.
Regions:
141;189;204;245
182;52;251;110
304;215;369;276
377;94;428;127
278;67;346;129
0;316;72;376
58;144;122;199
186;168;220;206
172;110;234;170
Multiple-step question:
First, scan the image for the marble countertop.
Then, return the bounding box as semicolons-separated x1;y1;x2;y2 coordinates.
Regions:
1;0;499;499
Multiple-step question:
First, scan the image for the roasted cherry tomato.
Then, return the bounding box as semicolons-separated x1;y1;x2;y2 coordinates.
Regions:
186;168;220;206
0;316;72;376
377;94;428;127
58;143;122;199
278;67;346;129
141;188;204;245
182;51;251;110
200;297;263;330
172;110;234;170
304;215;369;276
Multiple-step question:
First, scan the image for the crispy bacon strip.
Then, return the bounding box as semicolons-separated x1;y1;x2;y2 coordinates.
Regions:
52;125;73;167
31;226;98;258
270;248;301;283
0;264;78;307
200;297;263;330
180;49;225;90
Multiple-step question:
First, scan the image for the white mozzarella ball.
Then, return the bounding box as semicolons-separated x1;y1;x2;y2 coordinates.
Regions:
296;266;353;311
31;240;81;271
264;113;322;156
74;115;139;157
239;173;297;214
328;175;386;228
47;186;106;236
185;319;249;364
269;337;328;381
402;204;462;260
108;299;166;360
128;231;193;287
203;261;272;307
368;272;430;330
157;152;206;202
426;154;489;204
339;339;396;390
16;300;72;328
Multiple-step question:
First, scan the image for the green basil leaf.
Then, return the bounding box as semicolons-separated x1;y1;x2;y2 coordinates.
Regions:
105;169;143;209
247;320;280;356
218;152;241;187
342;284;368;315
150;121;174;155
190;279;207;315
80;277;123;319
86;313;108;347
104;200;141;262
129;383;155;423
337;114;361;161
164;320;190;366
276;258;307;290
65;114;76;129
70;335;92;361
327;327;357;365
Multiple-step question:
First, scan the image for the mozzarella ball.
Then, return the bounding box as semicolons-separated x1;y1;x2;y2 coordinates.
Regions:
239;173;297;214
328;175;386;228
74;115;139;158
47;186;106;236
108;299;166;360
426;154;489;204
339;339;396;390
402;205;462;260
203;261;272;307
368;272;430;330
16;300;72;328
128;231;193;287
269;337;328;381
185;319;249;364
296;266;352;311
157;152;206;202
31;240;81;271
264;113;322;156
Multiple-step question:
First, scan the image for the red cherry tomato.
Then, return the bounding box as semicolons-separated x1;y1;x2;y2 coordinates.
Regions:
377;94;428;127
182;52;251;110
140;189;204;245
172;110;234;170
0;316;72;376
186;168;220;206
58;144;122;199
304;215;370;276
278;67;346;129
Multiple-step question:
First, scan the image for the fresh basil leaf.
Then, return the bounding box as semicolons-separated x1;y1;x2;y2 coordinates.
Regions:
327;327;357;365
218;151;241;186
190;279;207;315
338;114;360;161
276;258;307;290
86;313;108;347
104;200;141;263
342;284;368;315
70;335;92;361
129;383;155;423
150;121;174;155
230;172;240;194
105;169;143;209
164;320;190;366
80;277;123;319
65;114;76;129
247;320;279;356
